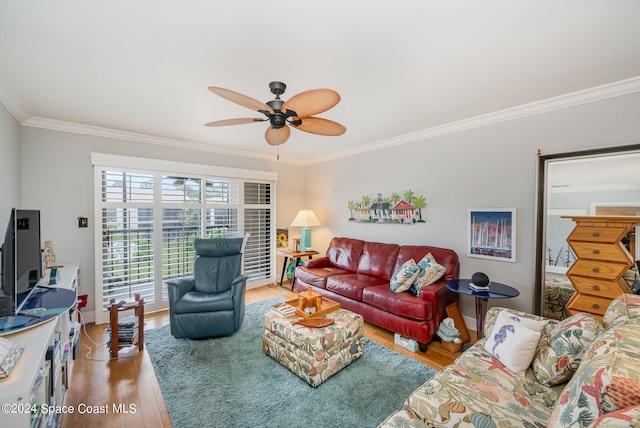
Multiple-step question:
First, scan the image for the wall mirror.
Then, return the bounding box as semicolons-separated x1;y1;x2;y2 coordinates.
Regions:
534;144;640;317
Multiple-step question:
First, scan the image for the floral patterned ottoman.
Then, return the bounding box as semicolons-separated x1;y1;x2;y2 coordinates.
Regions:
262;308;364;387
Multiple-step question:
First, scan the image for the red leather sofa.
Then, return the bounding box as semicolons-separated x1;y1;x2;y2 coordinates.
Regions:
294;237;460;351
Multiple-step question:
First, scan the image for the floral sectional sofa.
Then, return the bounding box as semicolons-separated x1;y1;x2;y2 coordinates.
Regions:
379;294;640;428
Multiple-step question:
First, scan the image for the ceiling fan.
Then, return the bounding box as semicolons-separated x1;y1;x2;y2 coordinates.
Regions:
205;81;346;146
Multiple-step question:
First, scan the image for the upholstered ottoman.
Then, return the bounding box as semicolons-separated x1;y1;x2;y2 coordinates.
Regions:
262;308;364;387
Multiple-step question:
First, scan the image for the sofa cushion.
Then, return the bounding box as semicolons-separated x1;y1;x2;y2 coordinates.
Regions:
484;311;545;375
605;377;640;411
174;289;234;314
602;294;640;329
409;253;446;296
356;241;400;280
326;273;388;300
533;313;604;387
390;259;420;292
326;237;365;272
600;324;640;414
362;285;432;320
405;354;559;427
294;265;352;289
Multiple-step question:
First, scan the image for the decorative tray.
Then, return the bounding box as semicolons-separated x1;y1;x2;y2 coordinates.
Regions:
285;298;340;319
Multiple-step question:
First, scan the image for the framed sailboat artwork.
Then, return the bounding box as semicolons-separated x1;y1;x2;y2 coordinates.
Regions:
467;209;516;263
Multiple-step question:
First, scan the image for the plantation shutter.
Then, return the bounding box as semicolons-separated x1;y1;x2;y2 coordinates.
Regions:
100;171;155;308
243;182;273;281
93;154;277;324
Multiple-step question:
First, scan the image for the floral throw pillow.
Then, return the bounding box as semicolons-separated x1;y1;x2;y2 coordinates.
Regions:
409;253;446;296
390;259;420;293
483;311;545;375
533;313;604;387
547;330;617;428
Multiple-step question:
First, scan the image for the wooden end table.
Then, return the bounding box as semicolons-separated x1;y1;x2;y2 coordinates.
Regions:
277;250;319;290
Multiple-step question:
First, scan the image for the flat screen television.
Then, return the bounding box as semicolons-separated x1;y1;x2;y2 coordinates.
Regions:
0;208;43;318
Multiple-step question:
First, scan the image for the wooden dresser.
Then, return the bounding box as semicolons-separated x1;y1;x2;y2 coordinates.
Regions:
563;216;638;321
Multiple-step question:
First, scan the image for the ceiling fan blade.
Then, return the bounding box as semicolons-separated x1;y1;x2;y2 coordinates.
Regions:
293;117;346;136
283;89;340;117
265;125;291;146
208;86;274;113
204;118;266;127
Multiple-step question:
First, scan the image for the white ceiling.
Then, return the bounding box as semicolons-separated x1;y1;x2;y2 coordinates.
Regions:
1;1;640;164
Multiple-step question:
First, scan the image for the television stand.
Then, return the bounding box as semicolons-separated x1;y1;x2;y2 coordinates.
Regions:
0;263;80;427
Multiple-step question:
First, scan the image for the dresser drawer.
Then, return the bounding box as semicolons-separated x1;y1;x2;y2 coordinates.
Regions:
566;294;611;317
568;259;629;280
568;226;628;244
569;276;631;299
569;242;630;263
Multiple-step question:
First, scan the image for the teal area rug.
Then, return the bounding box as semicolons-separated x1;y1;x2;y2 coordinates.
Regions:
146;297;438;428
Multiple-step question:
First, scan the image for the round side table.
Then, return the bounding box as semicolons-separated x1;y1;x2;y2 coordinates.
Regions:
446;279;520;339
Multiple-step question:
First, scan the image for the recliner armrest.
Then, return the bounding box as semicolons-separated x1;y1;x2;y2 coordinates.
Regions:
230;275;248;299
167;276;196;303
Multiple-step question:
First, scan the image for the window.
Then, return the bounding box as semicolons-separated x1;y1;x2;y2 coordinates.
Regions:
92;154;278;324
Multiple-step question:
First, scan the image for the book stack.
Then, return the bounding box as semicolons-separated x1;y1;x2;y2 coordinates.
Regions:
270;302;297;318
107;315;139;347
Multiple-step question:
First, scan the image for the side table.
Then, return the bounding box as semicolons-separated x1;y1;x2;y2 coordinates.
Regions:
108;293;144;358
277;250;319;290
445;279;519;339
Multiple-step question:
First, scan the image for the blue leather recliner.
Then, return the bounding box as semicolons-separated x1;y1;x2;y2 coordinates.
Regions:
167;237;247;339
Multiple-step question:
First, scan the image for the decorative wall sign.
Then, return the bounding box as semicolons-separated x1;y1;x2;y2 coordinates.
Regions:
348;191;426;224
468;209;516;262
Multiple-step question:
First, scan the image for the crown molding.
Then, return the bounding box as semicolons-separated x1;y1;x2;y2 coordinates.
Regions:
308;76;640;165
8;76;640;166
22;116;302;164
0;72;31;123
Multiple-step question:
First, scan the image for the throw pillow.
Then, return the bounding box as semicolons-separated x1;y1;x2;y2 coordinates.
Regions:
483;311;545;375
409;253;446;296
547;328;617;428
533;313;604;387
390;259;420;293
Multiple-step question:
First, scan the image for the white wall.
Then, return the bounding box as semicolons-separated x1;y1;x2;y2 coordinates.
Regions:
305;92;640;318
19;127;306;320
0;103;22;225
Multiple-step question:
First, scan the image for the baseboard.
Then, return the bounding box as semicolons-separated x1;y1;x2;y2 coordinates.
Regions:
462;314;476;336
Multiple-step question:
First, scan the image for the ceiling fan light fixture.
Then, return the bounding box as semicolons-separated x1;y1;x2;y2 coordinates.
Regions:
206;81;345;147
269;112;287;128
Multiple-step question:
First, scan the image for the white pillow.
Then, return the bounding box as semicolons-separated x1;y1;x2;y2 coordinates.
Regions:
390;259;420;292
412;253;446;294
484;311;545;375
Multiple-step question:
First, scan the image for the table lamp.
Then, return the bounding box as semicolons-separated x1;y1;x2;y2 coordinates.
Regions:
290;209;321;251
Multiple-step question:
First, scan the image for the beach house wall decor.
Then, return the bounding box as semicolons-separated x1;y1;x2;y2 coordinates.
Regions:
348;191;426;224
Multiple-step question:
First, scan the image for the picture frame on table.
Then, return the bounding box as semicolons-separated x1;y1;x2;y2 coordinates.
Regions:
276;228;288;248
468;208;516;263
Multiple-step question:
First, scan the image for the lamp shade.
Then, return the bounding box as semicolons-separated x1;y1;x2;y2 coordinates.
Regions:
290;209;321;227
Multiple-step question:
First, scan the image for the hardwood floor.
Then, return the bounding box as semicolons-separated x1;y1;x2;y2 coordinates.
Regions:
61;284;474;428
